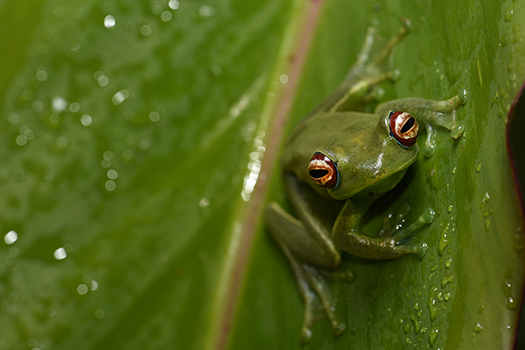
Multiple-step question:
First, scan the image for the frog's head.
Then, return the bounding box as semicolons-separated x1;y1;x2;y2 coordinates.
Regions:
308;111;420;200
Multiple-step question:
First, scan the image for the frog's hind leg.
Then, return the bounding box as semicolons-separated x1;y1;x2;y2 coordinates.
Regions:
265;203;346;342
345;18;411;84
320;18;411;114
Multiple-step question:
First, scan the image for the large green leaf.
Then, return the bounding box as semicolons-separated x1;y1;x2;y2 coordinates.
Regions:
229;0;525;349
0;0;524;349
0;0;294;348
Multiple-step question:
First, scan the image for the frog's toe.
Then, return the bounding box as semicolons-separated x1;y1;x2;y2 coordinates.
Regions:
459;89;469;104
331;320;346;335
300;327;313;343
450;124;465;139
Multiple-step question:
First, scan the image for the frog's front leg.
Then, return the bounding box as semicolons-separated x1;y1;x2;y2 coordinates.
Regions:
333;193;434;259
376;93;467;156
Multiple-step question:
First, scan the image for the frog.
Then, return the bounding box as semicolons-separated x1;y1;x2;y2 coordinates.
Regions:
265;18;466;343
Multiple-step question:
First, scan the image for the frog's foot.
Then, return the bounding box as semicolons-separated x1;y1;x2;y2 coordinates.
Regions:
273;233;346;343
378;203;411;237
346;18;411;83
391;207;435;258
421;92;467;156
302;265;346;339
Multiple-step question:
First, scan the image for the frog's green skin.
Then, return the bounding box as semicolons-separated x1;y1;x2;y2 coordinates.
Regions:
265;19;466;343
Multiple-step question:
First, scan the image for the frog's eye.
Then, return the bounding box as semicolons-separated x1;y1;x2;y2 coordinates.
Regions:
389;111;419;148
308;152;339;189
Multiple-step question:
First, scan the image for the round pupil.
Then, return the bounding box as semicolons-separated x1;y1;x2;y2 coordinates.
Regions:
400;117;414;133
309;169;329;178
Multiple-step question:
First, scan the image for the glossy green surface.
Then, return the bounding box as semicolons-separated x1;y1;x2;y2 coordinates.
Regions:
1;0;524;349
0;0;293;349
230;0;525;349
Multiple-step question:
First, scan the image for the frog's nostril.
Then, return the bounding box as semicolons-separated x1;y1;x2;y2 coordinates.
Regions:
309;169;329;178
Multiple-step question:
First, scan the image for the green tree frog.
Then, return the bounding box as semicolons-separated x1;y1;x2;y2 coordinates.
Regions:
265;19;466;342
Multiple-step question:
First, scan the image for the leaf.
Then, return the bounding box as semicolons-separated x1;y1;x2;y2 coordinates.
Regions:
0;0;295;349
228;0;525;349
0;1;524;350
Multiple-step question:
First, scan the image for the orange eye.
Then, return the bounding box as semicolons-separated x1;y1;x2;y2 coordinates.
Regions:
389;111;419;148
308;152;339;189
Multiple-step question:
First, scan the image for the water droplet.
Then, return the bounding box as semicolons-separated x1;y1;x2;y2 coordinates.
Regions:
53;247;67;260
429;326;439;346
98;75;109;86
211;64;222;77
112;90;129;105
447;205;453;213
95;308;105;319
429;264;438;271
169;0;179;10
504;6;513;22
428;285;439;320
35;69;47;81
478;304;485;314
77;284;88;295
122;149;133;160
442;274;454;287
104;15;116;29
28;338;38;347
52;96;68;112
161;11;172;22
198;6;213;19
14;169;25;180
69;41;80;51
22;90;33;101
105;180;116;191
139;139;151;149
445;258;452;268
24;129;34;140
438;223;451;256
107;169;118;179
476;163;482;172
140;25;152;36
101;159;111;168
150;1;162;14
56;136;68;148
452;167;457;175
9;247;19;257
32;101;44;112
81;114;92;126
473;322;483;332
91;280;99;291
46;307;56;317
514;231;524;251
49;113;60;124
149;111;160;122
16;135;27;146
4;231;18;244
69;102;80;113
199;197;210;207
480;192;490;208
